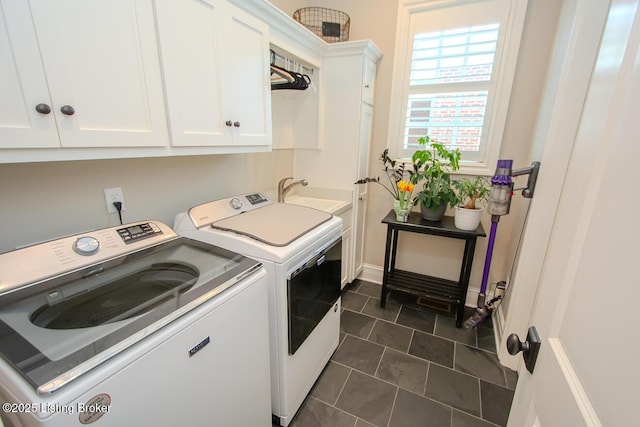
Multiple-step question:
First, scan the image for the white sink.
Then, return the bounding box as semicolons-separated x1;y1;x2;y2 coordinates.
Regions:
285;196;350;214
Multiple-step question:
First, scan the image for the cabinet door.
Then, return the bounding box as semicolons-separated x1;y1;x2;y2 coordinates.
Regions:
155;0;227;147
0;1;59;148
353;104;374;279
29;0;168;148
156;0;270;148
219;4;271;147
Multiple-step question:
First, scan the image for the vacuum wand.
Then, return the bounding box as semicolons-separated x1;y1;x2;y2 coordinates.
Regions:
464;160;540;329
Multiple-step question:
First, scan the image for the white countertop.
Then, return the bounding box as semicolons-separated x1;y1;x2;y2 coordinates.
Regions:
284;187;353;215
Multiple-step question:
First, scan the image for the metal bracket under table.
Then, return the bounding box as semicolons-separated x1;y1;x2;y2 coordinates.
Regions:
380;210;486;327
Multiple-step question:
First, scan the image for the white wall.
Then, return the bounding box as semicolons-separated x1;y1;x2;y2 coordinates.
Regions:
271;0;562;308
0;151;292;253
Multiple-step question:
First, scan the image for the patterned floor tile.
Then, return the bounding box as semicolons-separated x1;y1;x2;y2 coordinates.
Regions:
425;364;481;417
332;335;385;375
408;330;455;368
375;348;429;395
368;320;413;352
335;370;397;427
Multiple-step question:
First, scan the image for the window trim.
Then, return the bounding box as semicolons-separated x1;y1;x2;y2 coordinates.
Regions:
386;0;528;175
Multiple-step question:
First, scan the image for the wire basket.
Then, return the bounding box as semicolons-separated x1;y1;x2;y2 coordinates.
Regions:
293;7;350;43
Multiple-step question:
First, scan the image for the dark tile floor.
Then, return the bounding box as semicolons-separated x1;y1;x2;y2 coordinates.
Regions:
288;280;517;427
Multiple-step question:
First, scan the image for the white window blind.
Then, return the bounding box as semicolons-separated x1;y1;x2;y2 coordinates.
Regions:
405;24;499;161
390;0;527;173
410;25;498;86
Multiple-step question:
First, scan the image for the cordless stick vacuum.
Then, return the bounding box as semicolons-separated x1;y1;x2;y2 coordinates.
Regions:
464;159;540;329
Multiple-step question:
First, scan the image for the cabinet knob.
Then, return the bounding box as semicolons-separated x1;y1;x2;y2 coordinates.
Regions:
233;121;240;128
35;103;52;114
225;120;233;127
60;105;75;116
364;84;370;88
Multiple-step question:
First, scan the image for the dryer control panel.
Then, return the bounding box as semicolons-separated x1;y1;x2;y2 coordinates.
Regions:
117;222;163;244
186;193;273;228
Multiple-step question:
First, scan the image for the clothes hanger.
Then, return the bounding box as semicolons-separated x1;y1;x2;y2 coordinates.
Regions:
271;65;296;84
270;49;310;91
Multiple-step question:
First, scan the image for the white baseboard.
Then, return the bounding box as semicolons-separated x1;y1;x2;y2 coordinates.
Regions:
357;263;481;308
357;263;382;284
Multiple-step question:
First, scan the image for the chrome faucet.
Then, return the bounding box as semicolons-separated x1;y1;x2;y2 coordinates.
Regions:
278;177;308;202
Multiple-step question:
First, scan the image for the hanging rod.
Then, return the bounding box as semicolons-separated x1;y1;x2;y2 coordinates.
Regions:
270;50;314;75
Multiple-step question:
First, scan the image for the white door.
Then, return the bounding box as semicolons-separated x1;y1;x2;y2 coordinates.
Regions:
29;0;168;148
507;0;640;425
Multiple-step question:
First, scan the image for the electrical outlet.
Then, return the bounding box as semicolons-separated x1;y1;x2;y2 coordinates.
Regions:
104;187;125;214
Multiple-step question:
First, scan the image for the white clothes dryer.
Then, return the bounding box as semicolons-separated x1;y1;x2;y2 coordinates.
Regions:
174;193;343;426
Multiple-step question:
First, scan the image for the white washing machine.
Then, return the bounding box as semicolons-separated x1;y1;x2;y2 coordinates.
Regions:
0;221;271;426
174;193;343;426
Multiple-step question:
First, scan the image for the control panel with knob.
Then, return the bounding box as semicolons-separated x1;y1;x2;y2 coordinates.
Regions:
73;236;100;256
183;193;272;229
230;198;244;210
0;221;177;295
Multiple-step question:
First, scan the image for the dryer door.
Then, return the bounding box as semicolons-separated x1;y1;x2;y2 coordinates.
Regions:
287;237;341;355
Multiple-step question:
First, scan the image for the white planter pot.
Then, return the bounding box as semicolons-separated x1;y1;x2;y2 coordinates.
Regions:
454;206;483;231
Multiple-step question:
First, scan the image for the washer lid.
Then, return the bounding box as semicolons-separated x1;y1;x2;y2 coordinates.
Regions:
211;203;333;246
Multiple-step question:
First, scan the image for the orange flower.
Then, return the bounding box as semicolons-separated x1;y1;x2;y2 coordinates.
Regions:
396;180;414;210
397;180;414;192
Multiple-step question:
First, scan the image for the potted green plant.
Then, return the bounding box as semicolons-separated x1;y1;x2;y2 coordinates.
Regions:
452;176;490;230
410;136;461;221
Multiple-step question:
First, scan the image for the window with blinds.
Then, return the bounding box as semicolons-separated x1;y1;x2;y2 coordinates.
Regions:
404;24;499;160
389;0;527;173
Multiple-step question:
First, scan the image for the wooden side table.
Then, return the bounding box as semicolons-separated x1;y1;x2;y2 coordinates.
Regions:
380;210;486;327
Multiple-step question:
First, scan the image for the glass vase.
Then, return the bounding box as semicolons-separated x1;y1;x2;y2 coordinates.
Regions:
393;200;410;222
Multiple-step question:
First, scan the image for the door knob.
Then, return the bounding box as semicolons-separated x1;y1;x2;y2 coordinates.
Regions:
60;105;75;115
506;333;530;355
35;103;51;114
506;326;541;374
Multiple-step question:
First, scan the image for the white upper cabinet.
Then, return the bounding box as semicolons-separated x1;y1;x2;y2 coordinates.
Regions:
0;0;169;150
156;0;271;148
